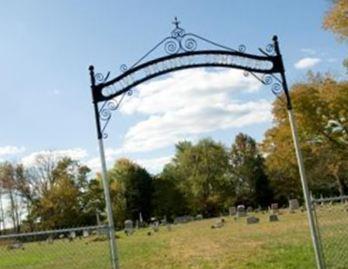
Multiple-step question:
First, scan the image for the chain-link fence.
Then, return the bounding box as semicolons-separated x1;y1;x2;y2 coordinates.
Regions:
0;225;112;269
313;195;348;269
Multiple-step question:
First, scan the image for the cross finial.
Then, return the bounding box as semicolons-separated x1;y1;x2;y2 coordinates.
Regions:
173;17;180;28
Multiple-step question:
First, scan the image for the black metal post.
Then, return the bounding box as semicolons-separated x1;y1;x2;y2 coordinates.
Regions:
89;66;120;269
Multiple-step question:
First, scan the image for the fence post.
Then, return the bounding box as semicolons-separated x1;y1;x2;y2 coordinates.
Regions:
287;109;325;269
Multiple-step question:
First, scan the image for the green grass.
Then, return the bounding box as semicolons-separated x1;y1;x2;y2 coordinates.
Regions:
0;210;346;269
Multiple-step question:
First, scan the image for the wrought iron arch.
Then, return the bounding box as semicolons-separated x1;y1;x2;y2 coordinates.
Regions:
88;17;324;269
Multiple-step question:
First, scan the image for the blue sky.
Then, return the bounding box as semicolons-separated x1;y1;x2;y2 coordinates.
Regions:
0;0;346;173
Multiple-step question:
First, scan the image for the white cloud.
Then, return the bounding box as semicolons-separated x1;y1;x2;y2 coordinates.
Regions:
85;148;123;172
0;146;26;157
116;69;271;153
22;148;88;167
294;57;321;69
136;155;172;173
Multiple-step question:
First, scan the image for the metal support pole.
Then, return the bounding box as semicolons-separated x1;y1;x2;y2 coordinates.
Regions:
287;109;325;269
97;138;120;269
271;36;325;268
89;65;120;269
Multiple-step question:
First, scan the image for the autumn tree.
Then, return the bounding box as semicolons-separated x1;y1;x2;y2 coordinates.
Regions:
323;0;348;72
323;0;348;40
31;157;92;229
262;75;348;200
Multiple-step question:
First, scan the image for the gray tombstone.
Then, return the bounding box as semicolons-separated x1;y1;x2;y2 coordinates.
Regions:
152;221;160;232
47;236;54;244
270;203;279;214
229;207;236;216
211;219;224;229
83;230;89;238
124;219;134;236
237;205;246;217
247;206;253;213
7;242;24;250
195;214;203;220
269;214;279;222
289;199;299;211
246;216;260;224
174;215;194;224
161;217;168;225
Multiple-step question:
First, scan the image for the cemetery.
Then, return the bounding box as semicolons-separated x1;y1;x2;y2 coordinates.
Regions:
0;1;347;269
1;201;348;268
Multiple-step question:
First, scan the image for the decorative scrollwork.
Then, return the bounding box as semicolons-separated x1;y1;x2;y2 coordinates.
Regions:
262;74;273;85
120;64;128;73
183;37;197;52
95;73;105;82
271;83;282;96
100;100;118;120
243;71;250;77
266;44;274;54
171;17;185;38
238;44;246;53
100;107;111;121
164;38;180;54
127;89;133;96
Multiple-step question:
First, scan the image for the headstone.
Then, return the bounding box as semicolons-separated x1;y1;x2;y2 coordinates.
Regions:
246;216;260;224
174;215;194;224
237;205;246;217
270;203;279;214
83;230;89;238
124;219;134;236
211;219;224;229
247;206;253;213
269;214;279;222
289;199;299;211
152;221;160;232
161;217;167;225
229;207;236;216
7;242;24;250
70;232;76;239
195;214;203;220
47;236;54;244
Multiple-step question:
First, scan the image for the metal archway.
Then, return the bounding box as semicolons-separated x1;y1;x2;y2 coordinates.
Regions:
88;18;324;269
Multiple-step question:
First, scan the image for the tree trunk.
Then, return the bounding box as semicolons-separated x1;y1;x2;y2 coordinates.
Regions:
0;189;5;234
334;174;348;196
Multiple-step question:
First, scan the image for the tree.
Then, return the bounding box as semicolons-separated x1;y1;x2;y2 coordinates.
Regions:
108;159;153;225
230;133;273;207
31;157;92;229
0;162;26;232
165;139;229;217
323;0;348;40
262;75;348;200
153;166;188;220
323;0;348;73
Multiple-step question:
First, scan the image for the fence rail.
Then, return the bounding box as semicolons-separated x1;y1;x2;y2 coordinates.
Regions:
0;225;112;269
312;196;348;269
